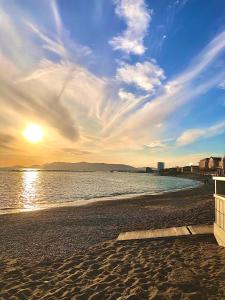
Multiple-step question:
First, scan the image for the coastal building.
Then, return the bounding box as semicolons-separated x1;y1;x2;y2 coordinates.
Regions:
159;168;178;175
214;177;225;247
190;165;199;173
220;156;225;169
157;162;165;171
218;156;225;176
217;158;225;176
146;167;153;173
180;165;199;173
168;167;179;175
181;166;191;173
208;157;221;170
199;158;209;170
199;155;225;174
176;167;182;173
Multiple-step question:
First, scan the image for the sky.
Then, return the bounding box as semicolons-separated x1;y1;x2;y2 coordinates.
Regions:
0;0;225;168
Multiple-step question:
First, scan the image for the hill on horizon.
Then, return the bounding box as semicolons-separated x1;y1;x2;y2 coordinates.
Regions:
0;162;139;172
41;162;137;172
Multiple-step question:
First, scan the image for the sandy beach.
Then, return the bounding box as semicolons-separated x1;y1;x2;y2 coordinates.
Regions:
1;181;225;299
1;0;225;298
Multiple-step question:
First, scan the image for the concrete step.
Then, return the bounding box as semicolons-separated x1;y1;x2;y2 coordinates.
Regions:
117;224;213;241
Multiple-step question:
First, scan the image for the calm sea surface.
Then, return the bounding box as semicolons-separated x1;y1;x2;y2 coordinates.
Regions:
0;170;201;213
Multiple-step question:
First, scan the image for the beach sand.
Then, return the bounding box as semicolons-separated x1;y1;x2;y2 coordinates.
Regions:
1;181;225;299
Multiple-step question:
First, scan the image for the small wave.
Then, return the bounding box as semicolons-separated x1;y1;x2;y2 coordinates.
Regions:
0;173;202;215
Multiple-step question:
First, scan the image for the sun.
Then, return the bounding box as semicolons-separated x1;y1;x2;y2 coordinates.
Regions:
23;123;44;144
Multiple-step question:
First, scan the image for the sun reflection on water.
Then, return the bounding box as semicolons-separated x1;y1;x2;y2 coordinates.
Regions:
22;171;39;210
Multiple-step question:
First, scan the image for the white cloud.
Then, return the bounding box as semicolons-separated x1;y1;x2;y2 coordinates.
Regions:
101;89;150;138
1;0;225;163
0;0;104;143
116;61;166;92
176;129;205;146
118;89;136;101
108;30;225;144
176;120;225;146
145;141;166;149
218;79;225;89
176;31;225;85
109;0;152;55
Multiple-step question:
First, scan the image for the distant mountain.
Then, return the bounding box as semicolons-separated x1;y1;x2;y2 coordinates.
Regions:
0;162;141;172
41;162;137;172
30;164;41;168
0;165;26;170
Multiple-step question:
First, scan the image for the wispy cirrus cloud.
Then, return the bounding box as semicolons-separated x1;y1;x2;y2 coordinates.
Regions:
0;0;225;166
176;129;205;146
61;148;93;155
218;79;225;89
109;0;152;55
176;120;225;146
0;0;100;144
0;133;15;150
145;140;166;149
107;30;225;144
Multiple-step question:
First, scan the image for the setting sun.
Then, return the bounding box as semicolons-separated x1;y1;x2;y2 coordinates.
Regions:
23;123;44;144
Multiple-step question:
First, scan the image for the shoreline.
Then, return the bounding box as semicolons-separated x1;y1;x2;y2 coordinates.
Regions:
0;175;202;215
0;180;214;261
1;180;224;299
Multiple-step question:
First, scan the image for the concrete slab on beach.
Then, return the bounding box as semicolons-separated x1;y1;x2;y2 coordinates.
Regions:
187;225;213;235
117;226;190;241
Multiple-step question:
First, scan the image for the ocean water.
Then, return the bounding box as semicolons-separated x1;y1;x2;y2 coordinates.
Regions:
0;170;201;213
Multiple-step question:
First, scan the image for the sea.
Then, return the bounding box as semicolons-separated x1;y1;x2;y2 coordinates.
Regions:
0;170;201;214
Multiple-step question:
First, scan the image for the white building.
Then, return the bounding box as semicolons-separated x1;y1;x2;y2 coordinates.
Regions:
214;177;225;247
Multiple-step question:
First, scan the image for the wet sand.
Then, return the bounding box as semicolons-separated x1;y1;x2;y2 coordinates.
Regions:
1;181;225;299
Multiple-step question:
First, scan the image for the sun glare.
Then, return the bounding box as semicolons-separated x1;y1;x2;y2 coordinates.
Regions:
23;123;44;144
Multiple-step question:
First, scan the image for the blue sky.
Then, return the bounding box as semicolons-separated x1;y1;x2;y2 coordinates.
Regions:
0;0;224;167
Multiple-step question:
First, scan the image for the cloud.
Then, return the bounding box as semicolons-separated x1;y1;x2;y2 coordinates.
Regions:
116;61;166;92
101;89;150;137
0;61;80;141
0;1;225;165
218;79;225;89
109;0;152;55
176;31;225;85
176;129;205;146
62;148;92;155
107;30;225;144
176;120;225;146
0;133;15;150
0;1;102;142
145;141;166;149
26;21;92;63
